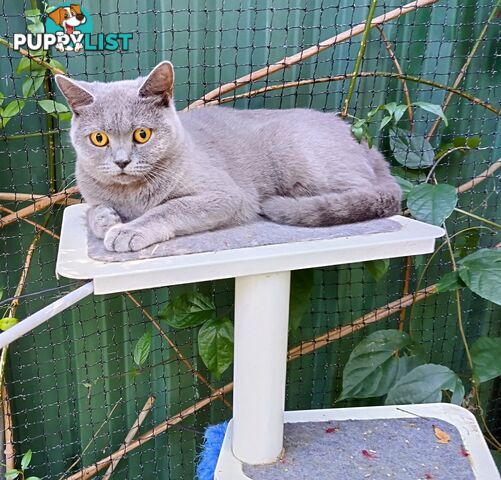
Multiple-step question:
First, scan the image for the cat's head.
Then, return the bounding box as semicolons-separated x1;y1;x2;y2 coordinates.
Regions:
56;61;183;185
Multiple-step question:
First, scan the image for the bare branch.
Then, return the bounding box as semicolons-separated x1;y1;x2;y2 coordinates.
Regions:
187;0;441;109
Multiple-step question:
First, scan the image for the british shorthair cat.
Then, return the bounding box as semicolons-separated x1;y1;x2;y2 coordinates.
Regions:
56;61;401;252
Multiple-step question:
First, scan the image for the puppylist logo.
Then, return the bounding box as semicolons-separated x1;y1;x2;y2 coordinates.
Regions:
13;3;133;53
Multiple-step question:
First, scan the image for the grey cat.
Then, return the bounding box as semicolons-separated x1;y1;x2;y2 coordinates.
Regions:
56;61;401;253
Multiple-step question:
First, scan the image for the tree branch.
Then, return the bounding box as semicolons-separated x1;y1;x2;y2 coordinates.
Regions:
201;72;499;115
187;0;441;109
375;25;414;130
0;186;79;229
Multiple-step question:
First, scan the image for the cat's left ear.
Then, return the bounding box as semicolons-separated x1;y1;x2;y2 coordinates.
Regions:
138;61;174;107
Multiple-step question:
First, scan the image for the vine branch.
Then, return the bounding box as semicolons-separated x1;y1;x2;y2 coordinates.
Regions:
201;72;499;115
187;0;441;109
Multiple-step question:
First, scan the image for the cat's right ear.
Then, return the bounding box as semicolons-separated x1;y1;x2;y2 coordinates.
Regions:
138;61;174;107
55;75;94;115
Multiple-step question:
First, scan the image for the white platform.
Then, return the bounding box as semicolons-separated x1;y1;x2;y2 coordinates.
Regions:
56;204;444;294
215;405;500;480
56;204;450;472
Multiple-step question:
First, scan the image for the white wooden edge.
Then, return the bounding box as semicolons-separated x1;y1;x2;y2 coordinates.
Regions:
56;204;444;295
215;404;500;480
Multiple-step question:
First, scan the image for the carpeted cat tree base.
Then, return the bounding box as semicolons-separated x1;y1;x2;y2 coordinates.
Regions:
208;405;497;480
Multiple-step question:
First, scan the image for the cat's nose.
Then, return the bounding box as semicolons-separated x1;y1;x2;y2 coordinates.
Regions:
114;159;131;170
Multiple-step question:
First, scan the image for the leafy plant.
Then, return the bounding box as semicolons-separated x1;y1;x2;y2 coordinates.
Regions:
198;317;234;378
159;292;233;377
407;183;458;226
5;449;41;480
471;337;501;384
133;331;152;367
0;317;19;331
363;259;390;282
339;330;466;405
1;8;70;132
339;330;422;401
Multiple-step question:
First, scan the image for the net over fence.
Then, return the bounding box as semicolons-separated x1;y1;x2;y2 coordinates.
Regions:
0;1;499;478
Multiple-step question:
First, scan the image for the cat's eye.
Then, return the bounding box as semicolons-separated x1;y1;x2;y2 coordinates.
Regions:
133;128;152;144
90;131;109;147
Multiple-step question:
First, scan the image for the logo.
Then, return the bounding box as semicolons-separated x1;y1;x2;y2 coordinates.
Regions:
13;3;133;53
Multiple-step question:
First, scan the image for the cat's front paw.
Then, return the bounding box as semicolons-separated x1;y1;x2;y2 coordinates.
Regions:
88;205;122;239
104;224;155;252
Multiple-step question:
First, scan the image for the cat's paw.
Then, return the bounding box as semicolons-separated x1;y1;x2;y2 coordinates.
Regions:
88;205;122;239
104;224;153;252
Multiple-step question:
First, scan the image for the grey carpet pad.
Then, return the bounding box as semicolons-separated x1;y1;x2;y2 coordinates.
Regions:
243;418;475;480
87;218;401;262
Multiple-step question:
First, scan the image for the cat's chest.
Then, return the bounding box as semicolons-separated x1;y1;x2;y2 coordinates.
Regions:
100;183;164;221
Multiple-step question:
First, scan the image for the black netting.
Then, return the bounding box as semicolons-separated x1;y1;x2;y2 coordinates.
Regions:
0;1;499;478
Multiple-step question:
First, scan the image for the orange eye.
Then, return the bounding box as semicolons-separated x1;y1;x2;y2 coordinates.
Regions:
133;128;152;144
90;131;109;147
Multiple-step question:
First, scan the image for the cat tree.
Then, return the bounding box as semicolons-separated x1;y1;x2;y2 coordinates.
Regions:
0;204;497;479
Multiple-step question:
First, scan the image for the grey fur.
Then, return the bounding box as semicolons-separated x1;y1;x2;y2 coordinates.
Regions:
56;62;401;252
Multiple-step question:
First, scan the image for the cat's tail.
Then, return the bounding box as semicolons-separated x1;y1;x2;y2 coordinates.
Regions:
261;184;402;227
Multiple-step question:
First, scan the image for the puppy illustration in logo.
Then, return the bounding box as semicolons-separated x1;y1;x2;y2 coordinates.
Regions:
48;5;87;52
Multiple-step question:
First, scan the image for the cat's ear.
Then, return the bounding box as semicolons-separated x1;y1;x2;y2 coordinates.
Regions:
55;75;94;114
138;61;174;107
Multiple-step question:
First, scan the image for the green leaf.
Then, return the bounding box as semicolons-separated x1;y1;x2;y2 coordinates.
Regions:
339;330;414;400
436;271;465;293
159;292;216;329
27;21;44;34
367;105;383;119
413;102;448;126
392;175;413;200
0;100;26;128
133;331;152;367
389;127;435;169
0;318;19;331
198;317;234;378
379;115;392;130
0;91;5;107
16;56;45;74
25;8;41;18
458;249;501;306
452;136;467;147
25;477;42;480
21;449;32;470
22;72;45;98
466;136;481;149
385;364;464;405
6;470;20;480
289;269;314;331
0;288;4;301
37;99;71;120
407;183;457;226
363;259;390;282
393;104;408;124
382;102;397;116
471;337;501;384
351;124;364;143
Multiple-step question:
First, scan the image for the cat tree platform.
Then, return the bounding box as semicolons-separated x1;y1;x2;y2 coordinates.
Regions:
4;204;496;478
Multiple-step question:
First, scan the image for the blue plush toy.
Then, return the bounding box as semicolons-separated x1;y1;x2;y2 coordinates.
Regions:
196;422;228;480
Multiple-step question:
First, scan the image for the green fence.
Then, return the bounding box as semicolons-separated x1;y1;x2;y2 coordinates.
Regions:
0;1;499;478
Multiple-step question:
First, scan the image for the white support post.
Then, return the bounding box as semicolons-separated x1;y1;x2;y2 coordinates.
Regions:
232;271;291;465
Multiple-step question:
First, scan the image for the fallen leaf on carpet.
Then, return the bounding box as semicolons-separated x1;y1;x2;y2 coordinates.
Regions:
433;425;450;443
